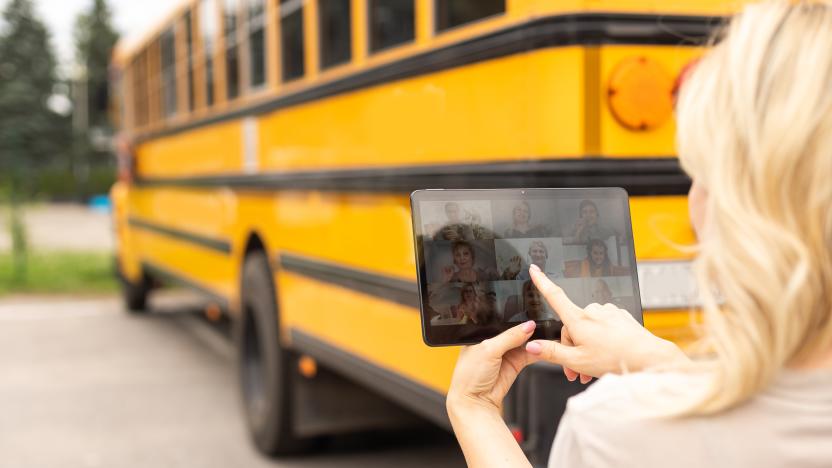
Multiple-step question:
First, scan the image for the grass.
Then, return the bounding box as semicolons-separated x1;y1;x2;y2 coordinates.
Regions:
0;251;118;297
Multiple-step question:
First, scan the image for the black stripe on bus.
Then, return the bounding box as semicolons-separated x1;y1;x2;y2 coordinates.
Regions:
135;158;692;196
129;217;232;254
290;329;449;429
279;253;419;309
136;13;723;143
142;260;230;308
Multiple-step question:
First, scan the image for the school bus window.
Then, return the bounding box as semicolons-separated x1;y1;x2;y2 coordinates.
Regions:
435;0;505;32
247;0;266;88
368;0;414;53
201;0;218;107
132;54;148;127
184;9;196;111
161;28;177;118
318;0;351;70
224;0;240;100
280;0;305;82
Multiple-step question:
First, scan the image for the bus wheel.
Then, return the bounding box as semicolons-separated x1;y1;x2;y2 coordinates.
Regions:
119;270;151;313
237;253;314;455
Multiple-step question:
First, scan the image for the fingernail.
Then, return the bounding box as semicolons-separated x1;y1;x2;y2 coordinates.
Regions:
530;264;541;273
525;341;543;354
522;320;536;333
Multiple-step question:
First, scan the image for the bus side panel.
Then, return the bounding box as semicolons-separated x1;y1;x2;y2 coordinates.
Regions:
127;185;240;301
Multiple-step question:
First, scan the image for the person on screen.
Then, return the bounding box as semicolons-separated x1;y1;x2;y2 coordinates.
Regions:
580;239;613;278
502;240;558;281
591;278;614;304
461;289;499;325
565;199;616;244
433;202;489;241
508;281;556;322
504;201;551;238
441;241;496;283
450;283;478;321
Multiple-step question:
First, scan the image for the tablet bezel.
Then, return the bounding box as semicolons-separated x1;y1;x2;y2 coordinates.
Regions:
410;187;643;347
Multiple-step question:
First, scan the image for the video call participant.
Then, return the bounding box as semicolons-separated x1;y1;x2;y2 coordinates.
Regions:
591;278;614;305
504;201;551;238
580;239;613;278
508;281;557;322
433;202;489;241
441;241;497;283
450;283;479;321
565;199;616;244
460;288;499;325
502;240;559;281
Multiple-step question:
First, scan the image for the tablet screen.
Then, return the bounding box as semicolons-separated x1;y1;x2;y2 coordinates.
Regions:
410;188;643;346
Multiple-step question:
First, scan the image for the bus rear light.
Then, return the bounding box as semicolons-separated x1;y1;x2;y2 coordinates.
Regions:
672;58;701;106
637;260;699;310
607;56;674;131
115;134;136;183
510;426;525;444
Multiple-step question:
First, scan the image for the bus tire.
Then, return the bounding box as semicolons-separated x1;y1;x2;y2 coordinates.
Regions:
237;253;314;455
120;269;151;313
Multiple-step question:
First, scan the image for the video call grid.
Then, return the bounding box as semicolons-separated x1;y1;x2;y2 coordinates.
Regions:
419;197;638;326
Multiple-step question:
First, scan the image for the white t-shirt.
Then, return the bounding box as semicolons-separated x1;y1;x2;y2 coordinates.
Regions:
549;369;832;467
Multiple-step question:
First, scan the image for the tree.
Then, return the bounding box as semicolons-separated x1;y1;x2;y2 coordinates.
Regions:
0;0;63;169
74;0;119;131
0;0;64;281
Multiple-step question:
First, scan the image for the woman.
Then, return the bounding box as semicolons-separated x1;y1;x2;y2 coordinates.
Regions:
508;280;556;322
504;201;550;238
579;238;612;278
441;241;496;283
446;2;832;467
565;199;615;244
502;240;557;280
450;283;478;321
590;278;613;305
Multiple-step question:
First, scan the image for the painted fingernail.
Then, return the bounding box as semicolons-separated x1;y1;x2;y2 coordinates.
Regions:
522;320;536;333
530;264;541;273
525;341;543;354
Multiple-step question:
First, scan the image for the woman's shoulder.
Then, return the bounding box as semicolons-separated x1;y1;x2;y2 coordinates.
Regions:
566;371;708;418
550;372;713;468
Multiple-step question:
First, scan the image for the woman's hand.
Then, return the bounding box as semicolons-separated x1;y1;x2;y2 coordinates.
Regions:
525;265;688;379
442;265;455;283
447;320;537;415
447;321;538;467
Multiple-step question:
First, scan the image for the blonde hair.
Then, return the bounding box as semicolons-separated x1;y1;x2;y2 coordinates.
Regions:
676;0;832;414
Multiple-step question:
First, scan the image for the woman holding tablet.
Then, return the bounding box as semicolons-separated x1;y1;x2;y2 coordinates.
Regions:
446;2;832;467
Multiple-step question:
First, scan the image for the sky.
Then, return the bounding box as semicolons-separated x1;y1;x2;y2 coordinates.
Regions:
0;0;176;72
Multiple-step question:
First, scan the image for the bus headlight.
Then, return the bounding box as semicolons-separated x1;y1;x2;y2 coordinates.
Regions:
637;260;698;310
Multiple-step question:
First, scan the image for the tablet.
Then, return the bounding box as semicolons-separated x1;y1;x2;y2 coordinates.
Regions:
410;188;643;347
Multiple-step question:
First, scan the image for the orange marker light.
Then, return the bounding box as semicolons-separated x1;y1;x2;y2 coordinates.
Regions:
298;355;318;378
607;56;674;131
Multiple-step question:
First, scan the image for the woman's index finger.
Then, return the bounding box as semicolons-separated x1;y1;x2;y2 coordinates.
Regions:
529;266;581;325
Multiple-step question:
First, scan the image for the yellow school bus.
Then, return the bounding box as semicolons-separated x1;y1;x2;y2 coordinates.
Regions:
110;0;736;463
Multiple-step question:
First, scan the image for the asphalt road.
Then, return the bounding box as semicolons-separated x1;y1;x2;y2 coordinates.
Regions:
0;293;465;468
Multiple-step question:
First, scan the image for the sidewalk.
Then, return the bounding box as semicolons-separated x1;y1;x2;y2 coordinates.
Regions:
0;203;113;252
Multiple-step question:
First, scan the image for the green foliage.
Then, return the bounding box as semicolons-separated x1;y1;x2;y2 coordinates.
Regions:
31;165;115;200
0;0;68;172
74;0;120;129
0;251;117;296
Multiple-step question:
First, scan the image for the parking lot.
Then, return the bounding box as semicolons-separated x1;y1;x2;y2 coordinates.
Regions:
0;293;465;468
